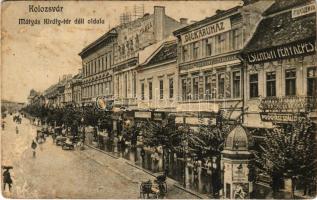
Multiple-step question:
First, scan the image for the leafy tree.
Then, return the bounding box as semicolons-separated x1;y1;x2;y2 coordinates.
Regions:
255;117;317;197
197;118;234;158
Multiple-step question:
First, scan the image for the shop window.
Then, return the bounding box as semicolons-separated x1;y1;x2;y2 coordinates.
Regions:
250;74;259;98
232;71;241;98
266;71;276;97
218;73;225;99
285;69;296;96
149;81;153;100
141;82;145;100
307;67;317;97
193;42;199;60
169;78;174;99
181;79;187;100
159;80;164;99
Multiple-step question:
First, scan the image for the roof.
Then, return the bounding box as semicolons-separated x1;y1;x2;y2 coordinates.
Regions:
79;29;117;57
139;37;177;67
225;125;251;151
264;0;313;16
173;6;241;36
243;8;316;53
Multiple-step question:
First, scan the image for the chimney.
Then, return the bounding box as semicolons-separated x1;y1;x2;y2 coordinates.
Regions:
180;18;188;25
154;6;165;42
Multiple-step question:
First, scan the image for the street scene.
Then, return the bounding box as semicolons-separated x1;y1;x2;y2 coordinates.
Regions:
1;0;317;199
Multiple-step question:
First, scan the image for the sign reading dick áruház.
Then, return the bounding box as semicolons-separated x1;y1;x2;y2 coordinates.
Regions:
243;37;316;64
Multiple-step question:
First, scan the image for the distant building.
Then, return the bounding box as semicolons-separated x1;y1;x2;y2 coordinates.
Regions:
71;72;82;107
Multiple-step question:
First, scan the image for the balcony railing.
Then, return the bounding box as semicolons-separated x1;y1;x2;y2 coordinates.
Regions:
259;96;317;112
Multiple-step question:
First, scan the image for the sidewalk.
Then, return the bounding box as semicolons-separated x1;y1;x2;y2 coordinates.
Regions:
82;144;206;199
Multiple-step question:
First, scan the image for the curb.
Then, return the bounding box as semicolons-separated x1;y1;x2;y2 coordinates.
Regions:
125;161;208;199
173;183;210;199
85;144;119;159
85;145;214;199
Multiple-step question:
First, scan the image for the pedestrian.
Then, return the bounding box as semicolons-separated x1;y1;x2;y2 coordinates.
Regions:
31;140;37;157
3;168;12;192
15;126;19;134
141;147;145;162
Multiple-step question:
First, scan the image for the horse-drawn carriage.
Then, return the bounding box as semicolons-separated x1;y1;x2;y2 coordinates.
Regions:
139;174;167;199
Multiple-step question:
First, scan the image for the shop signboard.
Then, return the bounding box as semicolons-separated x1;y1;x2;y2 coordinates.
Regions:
260;112;306;122
135;111;151;119
243;37;316;64
292;4;316;18
181;18;231;45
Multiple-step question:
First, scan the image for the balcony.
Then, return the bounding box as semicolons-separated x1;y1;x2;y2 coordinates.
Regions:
259;96;317;113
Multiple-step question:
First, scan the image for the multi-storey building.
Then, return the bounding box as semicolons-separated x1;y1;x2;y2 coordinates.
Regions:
134;39;178;123
173;1;273;126
71;72;82;107
79;29;116;106
64;76;73;106
112;6;186;109
241;1;316;130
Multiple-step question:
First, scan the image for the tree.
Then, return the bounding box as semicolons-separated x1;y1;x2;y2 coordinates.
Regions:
197;118;234;158
255;117;317;197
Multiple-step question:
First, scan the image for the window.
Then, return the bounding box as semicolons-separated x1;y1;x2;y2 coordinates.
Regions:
266;71;276;97
193;77;199;100
250;74;259;98
217;34;226;54
232;71;241;98
206;38;213;56
285;69;296;96
141;82;145;100
205;75;212;100
218;73;225;98
182;45;188;62
307;67;317;96
181;79;187;100
193;42;199;60
124;74;128;98
159;80;164;99
169;78;174;98
232;29;241;50
133;73;136;98
149;81;153;100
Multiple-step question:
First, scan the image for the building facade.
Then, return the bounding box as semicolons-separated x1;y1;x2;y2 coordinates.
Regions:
112;6;186;109
173;1;273;126
79;30;116;106
242;0;316;128
71;72;82;107
130;39;179;124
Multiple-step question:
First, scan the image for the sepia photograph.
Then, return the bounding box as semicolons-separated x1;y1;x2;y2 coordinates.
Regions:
1;0;316;199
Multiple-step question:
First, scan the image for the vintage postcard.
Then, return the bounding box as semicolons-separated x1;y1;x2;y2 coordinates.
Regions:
1;0;316;199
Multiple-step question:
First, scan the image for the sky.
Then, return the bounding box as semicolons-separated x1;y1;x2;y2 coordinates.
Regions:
1;1;241;103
